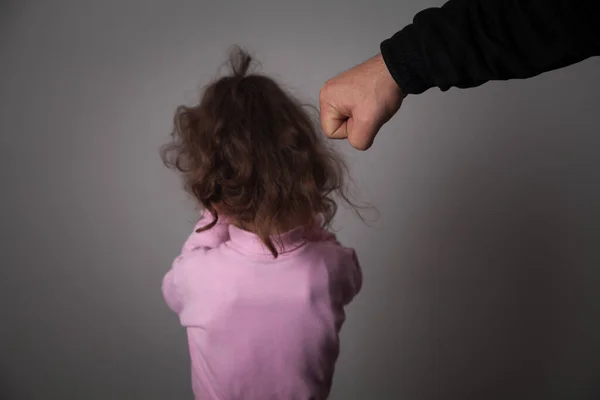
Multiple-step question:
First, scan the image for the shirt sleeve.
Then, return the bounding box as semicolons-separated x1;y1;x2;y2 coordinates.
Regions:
381;0;600;95
321;230;363;305
162;212;230;314
342;247;362;305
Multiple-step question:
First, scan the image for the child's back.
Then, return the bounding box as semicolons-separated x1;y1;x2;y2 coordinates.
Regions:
163;214;361;399
161;48;363;400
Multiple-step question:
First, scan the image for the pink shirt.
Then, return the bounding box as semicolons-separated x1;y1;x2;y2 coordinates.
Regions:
162;213;362;400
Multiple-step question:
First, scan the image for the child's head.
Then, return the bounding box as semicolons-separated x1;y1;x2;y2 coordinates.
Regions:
161;47;360;256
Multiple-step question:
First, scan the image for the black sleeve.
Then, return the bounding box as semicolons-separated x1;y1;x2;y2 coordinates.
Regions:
380;0;600;95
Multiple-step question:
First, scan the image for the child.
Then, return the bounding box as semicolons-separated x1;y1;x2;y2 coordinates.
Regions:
160;48;362;400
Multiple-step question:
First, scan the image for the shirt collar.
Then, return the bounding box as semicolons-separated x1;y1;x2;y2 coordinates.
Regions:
226;224;308;257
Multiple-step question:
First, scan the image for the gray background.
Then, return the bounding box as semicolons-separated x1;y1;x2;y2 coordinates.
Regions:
1;0;599;399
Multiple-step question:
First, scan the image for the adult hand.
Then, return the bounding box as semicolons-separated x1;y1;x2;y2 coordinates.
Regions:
319;54;405;150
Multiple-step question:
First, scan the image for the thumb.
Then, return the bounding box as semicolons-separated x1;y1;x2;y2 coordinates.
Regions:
346;114;381;151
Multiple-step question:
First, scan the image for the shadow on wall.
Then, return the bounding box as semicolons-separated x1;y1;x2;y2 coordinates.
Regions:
349;117;598;399
396;205;577;399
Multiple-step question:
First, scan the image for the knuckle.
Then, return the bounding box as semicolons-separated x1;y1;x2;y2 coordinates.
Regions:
319;84;329;102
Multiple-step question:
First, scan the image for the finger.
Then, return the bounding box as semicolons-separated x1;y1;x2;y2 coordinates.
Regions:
319;101;348;139
319;84;351;139
329;119;349;140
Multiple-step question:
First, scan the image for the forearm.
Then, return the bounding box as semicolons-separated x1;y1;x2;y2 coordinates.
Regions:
381;0;600;94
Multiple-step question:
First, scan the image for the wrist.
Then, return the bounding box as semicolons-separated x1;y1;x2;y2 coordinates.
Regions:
374;53;406;99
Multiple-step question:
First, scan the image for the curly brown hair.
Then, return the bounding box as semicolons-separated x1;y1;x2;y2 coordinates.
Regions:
161;47;362;257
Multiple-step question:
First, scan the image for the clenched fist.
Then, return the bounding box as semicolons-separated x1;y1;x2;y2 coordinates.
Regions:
319;54;405;150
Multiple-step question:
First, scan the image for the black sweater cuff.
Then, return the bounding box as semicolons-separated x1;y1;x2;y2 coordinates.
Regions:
380;24;432;96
